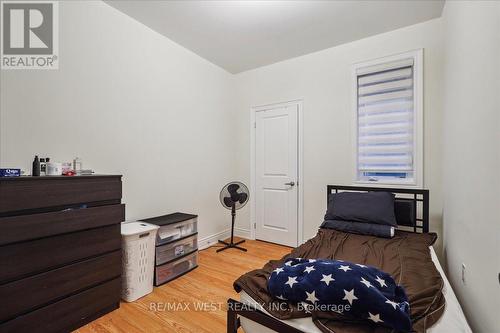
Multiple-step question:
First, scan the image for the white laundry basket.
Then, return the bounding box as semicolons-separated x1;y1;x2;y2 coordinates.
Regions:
121;222;159;302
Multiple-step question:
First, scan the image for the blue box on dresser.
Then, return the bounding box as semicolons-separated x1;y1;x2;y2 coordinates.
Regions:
0;169;20;177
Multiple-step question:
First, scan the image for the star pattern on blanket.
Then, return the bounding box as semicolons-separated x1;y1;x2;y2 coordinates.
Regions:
375;275;387;287
385;299;398;309
273;267;284;275
268;258;413;332
305;290;319;303
343;288;358;305
338;265;352;272
360;277;373;288
304;265;316;274
368;312;383;323
285;276;298;288
320;274;335;285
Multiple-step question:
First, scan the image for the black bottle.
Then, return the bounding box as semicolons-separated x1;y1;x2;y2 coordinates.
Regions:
32;155;40;176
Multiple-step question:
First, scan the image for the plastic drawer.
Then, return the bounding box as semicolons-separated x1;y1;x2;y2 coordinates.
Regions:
154;251;198;286
155;234;198;265
156;217;197;245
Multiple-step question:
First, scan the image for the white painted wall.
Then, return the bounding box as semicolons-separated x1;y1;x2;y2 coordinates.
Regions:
441;2;500;332
0;1;238;242
234;19;445;255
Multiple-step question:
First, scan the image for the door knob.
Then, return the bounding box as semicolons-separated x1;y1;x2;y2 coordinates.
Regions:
284;181;295;187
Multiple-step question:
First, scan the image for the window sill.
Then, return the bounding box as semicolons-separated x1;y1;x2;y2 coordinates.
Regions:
353;180;422;189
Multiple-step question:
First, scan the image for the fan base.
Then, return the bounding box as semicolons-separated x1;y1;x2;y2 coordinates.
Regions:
216;239;247;252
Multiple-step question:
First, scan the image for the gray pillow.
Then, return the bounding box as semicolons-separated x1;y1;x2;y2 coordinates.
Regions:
325;191;397;226
321;219;395;238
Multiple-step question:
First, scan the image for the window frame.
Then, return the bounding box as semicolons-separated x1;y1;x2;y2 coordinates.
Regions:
351;49;423;188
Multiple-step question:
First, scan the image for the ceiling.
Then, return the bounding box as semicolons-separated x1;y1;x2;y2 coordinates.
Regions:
105;0;445;74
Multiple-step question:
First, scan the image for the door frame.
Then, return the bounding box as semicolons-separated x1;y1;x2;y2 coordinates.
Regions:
250;99;304;247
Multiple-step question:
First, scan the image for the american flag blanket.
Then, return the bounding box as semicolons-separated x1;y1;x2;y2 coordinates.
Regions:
234;229;445;333
268;258;412;332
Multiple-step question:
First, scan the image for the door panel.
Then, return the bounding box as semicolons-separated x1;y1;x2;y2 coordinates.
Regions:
255;104;298;247
263;189;288;230
263;115;289;175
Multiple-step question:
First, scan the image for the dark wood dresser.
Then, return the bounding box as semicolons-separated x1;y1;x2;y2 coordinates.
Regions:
0;175;124;333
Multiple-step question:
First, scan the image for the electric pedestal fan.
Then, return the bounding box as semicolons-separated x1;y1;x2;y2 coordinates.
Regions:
217;181;249;253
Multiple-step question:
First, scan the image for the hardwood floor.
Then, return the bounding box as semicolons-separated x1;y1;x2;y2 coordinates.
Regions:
75;238;291;333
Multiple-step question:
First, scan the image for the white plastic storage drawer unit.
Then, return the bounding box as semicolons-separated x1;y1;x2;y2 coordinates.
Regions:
140;212;199;286
141;213;197;246
155;233;198;266
155;251;198;286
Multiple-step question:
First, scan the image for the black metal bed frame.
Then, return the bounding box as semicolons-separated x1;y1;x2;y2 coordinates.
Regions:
226;184;429;333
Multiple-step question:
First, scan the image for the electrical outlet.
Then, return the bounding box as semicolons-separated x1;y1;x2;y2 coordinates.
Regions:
461;263;466;284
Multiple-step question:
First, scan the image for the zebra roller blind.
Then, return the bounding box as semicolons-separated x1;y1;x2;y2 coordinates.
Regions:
356;57;416;183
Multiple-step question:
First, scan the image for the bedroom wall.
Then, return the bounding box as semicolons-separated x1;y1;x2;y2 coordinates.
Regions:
0;1;238;244
234;19;445;255
441;2;500;332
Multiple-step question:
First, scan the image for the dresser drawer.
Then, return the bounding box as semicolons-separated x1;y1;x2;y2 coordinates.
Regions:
0;204;125;246
0;224;120;284
0;251;121;322
0;278;121;333
0;176;122;214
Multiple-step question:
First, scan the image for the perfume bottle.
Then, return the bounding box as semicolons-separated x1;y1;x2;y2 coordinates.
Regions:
73;157;82;175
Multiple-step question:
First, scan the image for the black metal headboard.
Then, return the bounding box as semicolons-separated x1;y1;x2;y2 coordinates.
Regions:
327;185;429;233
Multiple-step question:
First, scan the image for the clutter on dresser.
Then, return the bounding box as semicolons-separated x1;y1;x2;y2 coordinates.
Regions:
29;155;94;176
0;168;21;177
47;161;63;175
73;157;83;174
40;158;47;176
140;213;198;286
62;162;72;174
32;155;40;176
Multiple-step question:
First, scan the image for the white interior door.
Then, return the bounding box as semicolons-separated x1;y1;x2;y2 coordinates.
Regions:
255;104;298;247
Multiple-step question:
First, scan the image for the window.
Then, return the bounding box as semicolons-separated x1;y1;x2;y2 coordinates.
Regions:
353;50;423;186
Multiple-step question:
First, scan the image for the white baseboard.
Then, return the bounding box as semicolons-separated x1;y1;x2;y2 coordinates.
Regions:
198;229;230;250
234;227;251;239
198;228;252;250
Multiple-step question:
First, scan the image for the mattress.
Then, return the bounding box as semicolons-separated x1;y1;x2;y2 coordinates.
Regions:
239;247;472;333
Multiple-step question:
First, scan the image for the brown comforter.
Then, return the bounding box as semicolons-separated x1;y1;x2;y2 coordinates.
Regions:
234;229;445;332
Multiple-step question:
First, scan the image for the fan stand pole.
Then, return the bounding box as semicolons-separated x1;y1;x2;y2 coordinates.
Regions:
217;204;247;253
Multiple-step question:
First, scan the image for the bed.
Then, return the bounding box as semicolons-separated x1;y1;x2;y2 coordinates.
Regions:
227;185;472;333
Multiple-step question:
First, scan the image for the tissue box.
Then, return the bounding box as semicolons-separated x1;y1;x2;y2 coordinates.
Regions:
0;168;21;177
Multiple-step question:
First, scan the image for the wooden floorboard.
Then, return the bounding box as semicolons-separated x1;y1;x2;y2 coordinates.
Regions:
75;238;291;333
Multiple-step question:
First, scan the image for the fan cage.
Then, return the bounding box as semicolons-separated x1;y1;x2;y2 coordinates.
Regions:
219;181;249;210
